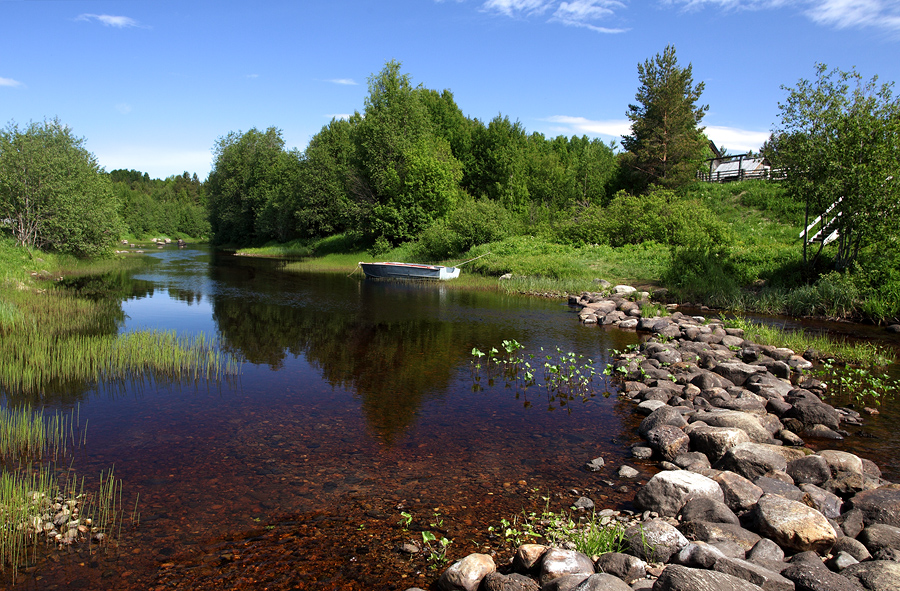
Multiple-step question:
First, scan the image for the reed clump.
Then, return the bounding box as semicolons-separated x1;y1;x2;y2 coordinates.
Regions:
0;406;128;580
0;288;239;396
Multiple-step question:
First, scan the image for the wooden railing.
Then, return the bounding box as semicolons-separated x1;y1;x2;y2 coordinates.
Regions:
697;167;785;183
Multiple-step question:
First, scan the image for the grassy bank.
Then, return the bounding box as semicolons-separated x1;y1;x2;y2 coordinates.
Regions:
232;180;899;325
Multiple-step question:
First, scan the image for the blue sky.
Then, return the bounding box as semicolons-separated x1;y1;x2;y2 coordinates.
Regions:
3;0;899;180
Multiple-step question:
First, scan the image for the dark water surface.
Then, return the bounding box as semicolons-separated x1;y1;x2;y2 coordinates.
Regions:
10;247;647;590
8;246;900;590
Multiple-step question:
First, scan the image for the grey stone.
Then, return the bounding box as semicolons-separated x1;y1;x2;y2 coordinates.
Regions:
746;538;785;564
571;573;633;591
787;455;831;486
539;548;595;587
798;483;843;519
678;497;739;525
847;487;900;527
714;471;764;513
585;457;606;472
713;362;767;387
831;537;871;562
780;560;865;591
592;552;645;584
858;524;900;555
634;470;724;517
653;565;770;591
711;555;794;591
750;493;837;554
646;425;691;462
623;519;689;563
438;553;496;591
715;442;788;481
693;411;773;444
618;465;639;479
639;406;688;438
689;425;751;463
840;560;900;591
541;574;590;591
677;521;762;553
481;571;540;591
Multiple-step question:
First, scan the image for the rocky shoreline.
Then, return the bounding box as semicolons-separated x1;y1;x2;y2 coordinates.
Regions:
416;287;900;591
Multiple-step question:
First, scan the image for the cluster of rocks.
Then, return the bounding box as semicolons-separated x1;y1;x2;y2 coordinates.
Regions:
19;491;104;546
418;289;900;591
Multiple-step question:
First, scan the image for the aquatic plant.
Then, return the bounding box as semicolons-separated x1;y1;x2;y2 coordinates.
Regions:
812;359;899;407
0;406;130;580
471;340;604;408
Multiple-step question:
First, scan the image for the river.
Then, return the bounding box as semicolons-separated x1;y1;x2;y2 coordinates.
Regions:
6;244;899;590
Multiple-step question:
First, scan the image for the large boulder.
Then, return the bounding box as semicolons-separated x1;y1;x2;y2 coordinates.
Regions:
715;442;788;481
713;362;767;387
653;565;771;591
714;471;764;513
592;552;646;584
689;425;751;463
539;548;595;587
846;487;900;527
840;560;900;591
438;553;496;591
634;470;724;517
678;497;740;525
786;455;831;485
677;521;762;553
750;493;836;554
646;425;691;462
710;555;794;591
624;519;689;563
691;411;773;443
570;573;632;591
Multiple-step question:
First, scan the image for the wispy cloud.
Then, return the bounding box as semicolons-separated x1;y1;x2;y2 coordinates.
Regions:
481;0;627;33
247;74;260;79
665;0;900;33
326;78;358;85
0;77;23;88
76;14;141;28
551;1;629;33
543;116;768;152
805;0;900;31
482;0;554;18
543;115;632;137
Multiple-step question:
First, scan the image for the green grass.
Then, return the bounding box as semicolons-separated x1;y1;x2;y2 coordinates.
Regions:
725;316;894;366
0;406;127;579
235;239;314;258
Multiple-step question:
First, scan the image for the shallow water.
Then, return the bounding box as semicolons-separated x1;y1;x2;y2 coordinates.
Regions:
4;246;899;589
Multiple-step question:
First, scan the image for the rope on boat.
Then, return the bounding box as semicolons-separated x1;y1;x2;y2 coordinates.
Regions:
454;252;491;267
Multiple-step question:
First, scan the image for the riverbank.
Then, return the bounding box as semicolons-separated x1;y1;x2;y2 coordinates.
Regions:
426;288;900;591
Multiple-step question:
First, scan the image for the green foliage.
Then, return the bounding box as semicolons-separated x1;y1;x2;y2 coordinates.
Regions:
207;127;302;245
813;359;899;407
112;170;209;239
770;63;900;270
0;119;124;257
414;197;519;260
621;45;709;191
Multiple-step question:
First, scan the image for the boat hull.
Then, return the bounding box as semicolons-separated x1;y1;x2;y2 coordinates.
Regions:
358;262;460;280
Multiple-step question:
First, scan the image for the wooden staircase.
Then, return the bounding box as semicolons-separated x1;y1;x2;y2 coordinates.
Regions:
801;197;842;246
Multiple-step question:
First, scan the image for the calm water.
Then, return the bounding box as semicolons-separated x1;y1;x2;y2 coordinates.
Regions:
6;246;899;590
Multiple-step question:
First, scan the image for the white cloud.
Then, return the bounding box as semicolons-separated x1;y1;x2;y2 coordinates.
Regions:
704;125;771;153
552;0;629;32
665;0;900;32
76;14;140;28
481;0;627;32
0;77;23;88
543;115;632;137
115;103;132;115
805;0;900;31
326;78;358;85
543;116;768;152
246;74;260;79
482;0;554;17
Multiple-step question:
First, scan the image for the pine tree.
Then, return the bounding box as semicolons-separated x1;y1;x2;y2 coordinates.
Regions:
621;45;708;191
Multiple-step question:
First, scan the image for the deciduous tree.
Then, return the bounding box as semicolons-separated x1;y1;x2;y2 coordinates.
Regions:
769;64;900;270
0;119;123;256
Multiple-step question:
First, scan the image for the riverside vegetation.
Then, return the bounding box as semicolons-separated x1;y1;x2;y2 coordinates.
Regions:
0;238;238;580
